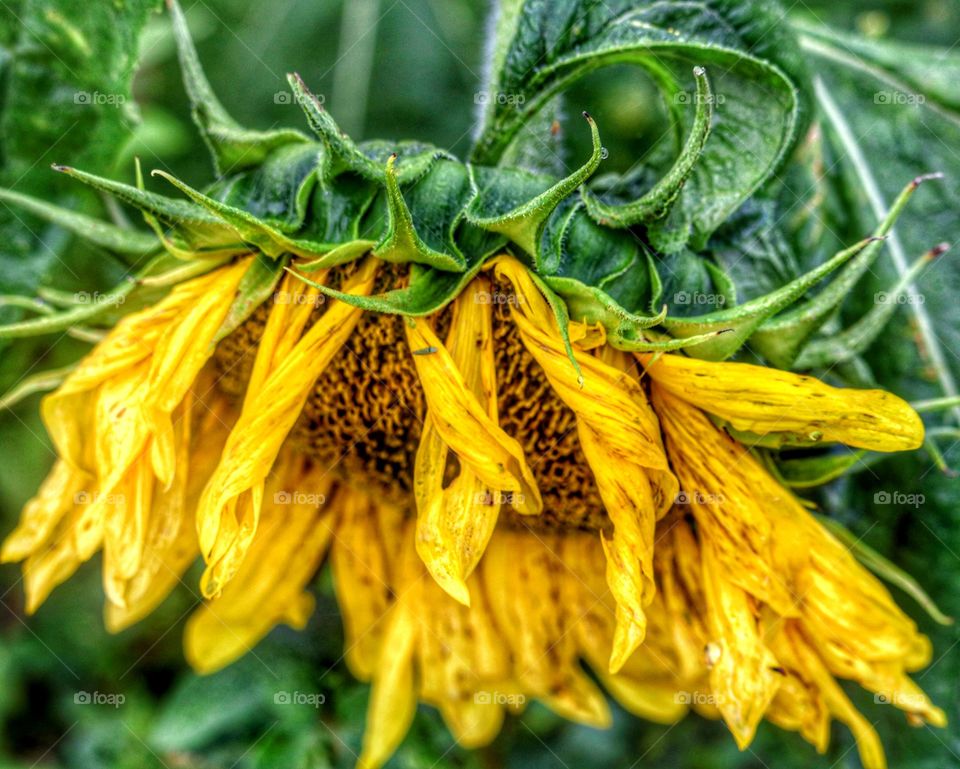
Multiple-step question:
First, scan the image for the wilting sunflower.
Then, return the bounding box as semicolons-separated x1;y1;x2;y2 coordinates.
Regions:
0;2;951;768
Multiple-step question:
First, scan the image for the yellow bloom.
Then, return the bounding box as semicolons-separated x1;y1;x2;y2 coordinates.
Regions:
4;253;942;769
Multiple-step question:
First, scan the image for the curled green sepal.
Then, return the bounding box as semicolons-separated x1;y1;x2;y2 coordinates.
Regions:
153;170;342;260
215;253;289;342
167;0;307;174
819;516;953;626
0;187;159;257
466;112;603;257
664;235;882;361
795;243;948;369
54;164;236;251
583;67;713;228
750;174;943;368
373;154;465;272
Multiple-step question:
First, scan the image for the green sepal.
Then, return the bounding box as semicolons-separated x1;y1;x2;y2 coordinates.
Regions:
663;235;881;361
152;170;338;260
776;449;871;488
296;240;376;272
372;154;467;272
54;164;237;251
290;224;505;316
750;174;941;368
214;253;289;343
819;516;954;626
210;142;325;233
288;74;445;184
0;364;77;410
466;113;603;257
167;0;308;174
0;187;159;257
583;67;713;228
795;243;948;369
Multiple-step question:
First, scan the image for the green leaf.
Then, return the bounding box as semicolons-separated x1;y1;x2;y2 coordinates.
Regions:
471;0;803;248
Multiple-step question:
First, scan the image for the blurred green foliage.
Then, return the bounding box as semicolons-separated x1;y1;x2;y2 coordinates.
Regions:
0;1;958;768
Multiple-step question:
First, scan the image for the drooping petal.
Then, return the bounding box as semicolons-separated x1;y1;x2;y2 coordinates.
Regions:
701;538;782;749
413;276;507;605
1;460;90;563
196;259;377;596
184;455;337;674
493;256;677;669
651;384;806;614
105;388;236;631
331;490;401;679
638;352;923;452
405;312;541;516
481;528;612;727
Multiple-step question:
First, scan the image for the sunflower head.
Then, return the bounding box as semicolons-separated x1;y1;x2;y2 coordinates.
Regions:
0;2;952;769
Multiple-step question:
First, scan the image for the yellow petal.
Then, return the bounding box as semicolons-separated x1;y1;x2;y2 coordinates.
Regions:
1;460;89;563
638;352;923;452
780;622;888;769
357;603;418;769
331;490;397;680
492;257;677;668
652;385;805;614
184;456;336;674
482;529;611;728
406;313;541;516
414;277;504;605
701;539;781;749
196;259;377;590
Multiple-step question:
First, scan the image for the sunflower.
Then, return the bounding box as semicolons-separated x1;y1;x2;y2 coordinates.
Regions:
0;3;948;768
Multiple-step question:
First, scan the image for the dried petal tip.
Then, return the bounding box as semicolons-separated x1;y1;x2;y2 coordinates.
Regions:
912;171;945;187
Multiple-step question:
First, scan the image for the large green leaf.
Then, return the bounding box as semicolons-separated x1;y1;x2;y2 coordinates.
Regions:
472;0;805;248
0;0;160;301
